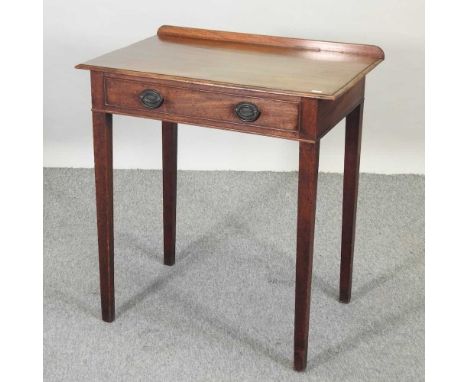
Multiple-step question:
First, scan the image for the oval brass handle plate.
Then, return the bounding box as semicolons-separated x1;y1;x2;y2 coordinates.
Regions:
234;102;261;122
139;89;164;109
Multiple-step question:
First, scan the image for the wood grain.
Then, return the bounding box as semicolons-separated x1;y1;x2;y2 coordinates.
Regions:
298;97;319;141
294;141;320;371
157;25;385;58
89;71;366;144
104;76;300;131
92;111;115;323
77;26;384;372
76;26;384;99
317;78;365;138
91;71;115;323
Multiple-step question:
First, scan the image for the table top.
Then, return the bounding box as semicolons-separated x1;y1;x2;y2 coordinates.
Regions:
76;25;384;100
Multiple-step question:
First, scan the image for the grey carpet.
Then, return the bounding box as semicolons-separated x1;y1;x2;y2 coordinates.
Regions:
44;169;424;381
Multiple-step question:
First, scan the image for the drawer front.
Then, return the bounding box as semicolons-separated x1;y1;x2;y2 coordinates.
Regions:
104;77;299;131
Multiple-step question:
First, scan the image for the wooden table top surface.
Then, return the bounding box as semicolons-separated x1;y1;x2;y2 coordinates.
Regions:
77;25;384;100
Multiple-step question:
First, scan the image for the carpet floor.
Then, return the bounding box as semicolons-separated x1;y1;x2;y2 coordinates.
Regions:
44;168;424;381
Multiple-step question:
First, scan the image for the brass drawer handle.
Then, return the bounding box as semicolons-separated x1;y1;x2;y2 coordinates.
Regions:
139;89;164;109
234;102;260;122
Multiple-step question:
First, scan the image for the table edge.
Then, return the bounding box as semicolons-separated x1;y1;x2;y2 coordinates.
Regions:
75;58;383;101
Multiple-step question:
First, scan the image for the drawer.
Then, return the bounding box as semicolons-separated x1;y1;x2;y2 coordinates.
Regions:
104;77;300;132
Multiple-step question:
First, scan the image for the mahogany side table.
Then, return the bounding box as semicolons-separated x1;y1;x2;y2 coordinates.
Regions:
76;25;384;371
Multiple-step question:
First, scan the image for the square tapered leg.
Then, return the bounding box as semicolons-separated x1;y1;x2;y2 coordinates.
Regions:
92;111;115;323
339;103;363;303
294;141;320;371
162;121;177;266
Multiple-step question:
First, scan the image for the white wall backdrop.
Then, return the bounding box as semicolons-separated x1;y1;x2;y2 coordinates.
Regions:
44;0;424;173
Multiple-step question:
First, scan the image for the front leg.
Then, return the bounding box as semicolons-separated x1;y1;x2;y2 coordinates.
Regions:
294;141;320;371
162;121;178;266
92;111;115;323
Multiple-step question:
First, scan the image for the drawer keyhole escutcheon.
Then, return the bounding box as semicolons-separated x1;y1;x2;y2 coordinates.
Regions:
139;89;164;109
235;102;261;122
